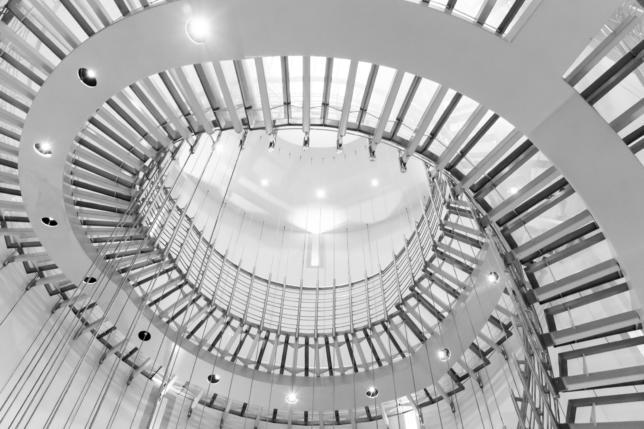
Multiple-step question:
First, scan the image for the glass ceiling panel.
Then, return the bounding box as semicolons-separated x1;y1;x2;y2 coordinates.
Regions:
457;115;514;175
565;1;644;168
363;65;396;129
261;56;285;122
219;60;246;123
485;0;518;30
240;58;262;126
484;151;553;206
532;240;614;285
385;72;416;134
399;79;441;141
433;95;479;158
347;61;373;124
457;0;487;20
422;88;456;146
399;0;535;35
181;65;212;121
146;74;183;123
509;193;587;247
288;56;303;123
327;58;351;122
311;56;327;122
44;0;90;43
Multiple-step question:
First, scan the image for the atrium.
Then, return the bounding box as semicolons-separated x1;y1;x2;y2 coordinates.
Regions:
0;0;643;428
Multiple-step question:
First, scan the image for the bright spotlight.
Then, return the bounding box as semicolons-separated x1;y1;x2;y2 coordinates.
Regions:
487;271;500;283
437;347;451;362
260;178;269;187
285;391;298;405
185;17;210;44
34;141;53;157
315;188;326;199
370;178;379;187
366;386;379;398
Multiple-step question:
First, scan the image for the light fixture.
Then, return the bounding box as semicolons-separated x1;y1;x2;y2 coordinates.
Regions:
336;135;343;153
207;374;221;384
41;216;58;227
487;271;500;283
138;330;151;341
370;178;379;187
285;391;298;405
185;17;210;44
509;186;519;195
399;152;408;173
34;142;53;157
437;347;451;361
366;386;379;398
303;132;310;150
315;188;326;199
260;178;269;187
368;141;376;161
78;67;97;87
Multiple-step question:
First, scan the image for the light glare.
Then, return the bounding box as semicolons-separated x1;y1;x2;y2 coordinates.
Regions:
34;142;53;157
186;17;210;44
315;188;326;199
437;347;451;361
285;391;298;405
486;271;500;283
366;386;379;398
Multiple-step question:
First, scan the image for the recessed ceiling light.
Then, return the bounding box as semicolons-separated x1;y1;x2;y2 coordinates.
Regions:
285;391;298;405
487;271;500;283
34;142;53;157
41;216;58;227
509;186;519;195
138;330;151;341
370;178;379;187
437;347;451;361
207;374;221;384
260;178;269;187
185;17;210;44
366;386;379;398
315;188;326;199
78;67;97;87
